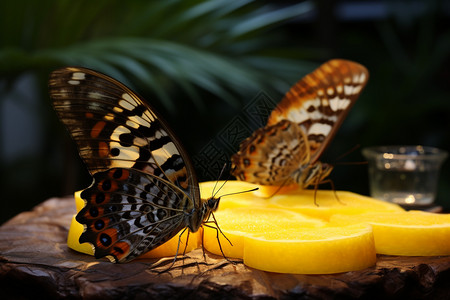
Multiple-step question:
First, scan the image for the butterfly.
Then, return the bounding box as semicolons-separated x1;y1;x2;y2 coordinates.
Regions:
231;59;369;190
49;67;220;263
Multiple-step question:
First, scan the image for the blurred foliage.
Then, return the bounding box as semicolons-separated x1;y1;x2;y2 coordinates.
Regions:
1;0;450;224
0;0;318;223
0;0;316;110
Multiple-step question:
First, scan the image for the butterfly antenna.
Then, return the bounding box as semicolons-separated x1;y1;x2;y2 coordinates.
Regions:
333;161;368;166
212;163;240;199
329;144;368;168
335;144;361;161
211;163;228;198
218;187;259;199
213;180;228;199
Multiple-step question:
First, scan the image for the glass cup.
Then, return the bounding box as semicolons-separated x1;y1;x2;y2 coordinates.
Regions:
362;145;448;206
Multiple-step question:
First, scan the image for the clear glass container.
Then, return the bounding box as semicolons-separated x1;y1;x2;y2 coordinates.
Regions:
362;145;447;206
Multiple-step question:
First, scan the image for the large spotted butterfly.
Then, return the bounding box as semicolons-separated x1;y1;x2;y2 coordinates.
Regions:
49;67;220;263
232;59;369;190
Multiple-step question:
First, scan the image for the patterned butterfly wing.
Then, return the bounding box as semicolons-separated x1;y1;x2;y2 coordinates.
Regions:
267;59;369;164
77;168;192;263
49;67;214;262
49;67;199;200
232;59;369;187
231;120;311;186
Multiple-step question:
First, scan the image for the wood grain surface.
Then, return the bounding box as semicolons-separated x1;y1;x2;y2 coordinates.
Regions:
1;197;450;299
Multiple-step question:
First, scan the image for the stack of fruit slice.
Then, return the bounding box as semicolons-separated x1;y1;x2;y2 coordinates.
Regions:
68;181;450;274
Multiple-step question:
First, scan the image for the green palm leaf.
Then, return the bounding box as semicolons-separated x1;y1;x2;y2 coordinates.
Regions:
1;0;315;111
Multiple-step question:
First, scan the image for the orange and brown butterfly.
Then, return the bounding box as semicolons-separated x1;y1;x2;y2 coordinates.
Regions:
49;67;220;263
231;59;369;190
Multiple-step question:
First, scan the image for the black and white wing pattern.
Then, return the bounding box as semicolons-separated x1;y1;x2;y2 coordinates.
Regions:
49;67;219;262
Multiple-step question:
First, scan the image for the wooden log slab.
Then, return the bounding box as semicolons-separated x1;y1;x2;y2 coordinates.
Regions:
1;197;450;299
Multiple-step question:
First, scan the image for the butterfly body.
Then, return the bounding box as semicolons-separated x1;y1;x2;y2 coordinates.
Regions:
50;67;218;263
232;59;368;188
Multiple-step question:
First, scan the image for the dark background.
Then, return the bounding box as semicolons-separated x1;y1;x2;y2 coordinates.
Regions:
1;0;449;224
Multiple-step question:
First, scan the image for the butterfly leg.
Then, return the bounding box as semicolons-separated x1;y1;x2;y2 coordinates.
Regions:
202;223;238;265
313;178;320;207
152;227;191;274
312;165;323;206
261;177;293;199
317;178;345;205
310;162;343;206
201;223;207;261
179;229;192;274
210;212;233;248
202;213;238;265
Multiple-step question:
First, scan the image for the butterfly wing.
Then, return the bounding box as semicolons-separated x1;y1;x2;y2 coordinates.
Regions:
231;120;310;185
49;67;200;200
49;67;204;262
267;59;369;164
77;168;190;263
232;59;368;186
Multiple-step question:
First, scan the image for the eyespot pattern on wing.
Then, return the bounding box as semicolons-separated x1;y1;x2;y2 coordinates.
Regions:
49;67;219;262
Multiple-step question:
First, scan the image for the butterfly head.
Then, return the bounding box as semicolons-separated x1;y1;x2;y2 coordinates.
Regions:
186;196;220;232
204;197;220;213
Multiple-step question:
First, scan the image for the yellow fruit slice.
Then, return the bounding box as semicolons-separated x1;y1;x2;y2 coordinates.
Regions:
67;214;95;255
143;228;202;259
203;207;326;258
330;211;450;256
269;189;404;220
67;191;201;258
244;224;376;274
200;181;404;221
67;180;450;274
203;207;376;274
